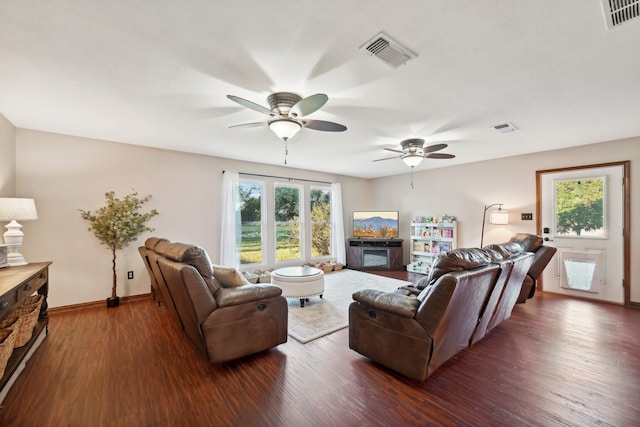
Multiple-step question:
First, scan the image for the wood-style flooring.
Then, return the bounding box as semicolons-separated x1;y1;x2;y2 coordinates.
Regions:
0;269;638;426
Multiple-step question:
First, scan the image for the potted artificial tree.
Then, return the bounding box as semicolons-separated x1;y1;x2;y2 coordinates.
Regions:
80;191;158;308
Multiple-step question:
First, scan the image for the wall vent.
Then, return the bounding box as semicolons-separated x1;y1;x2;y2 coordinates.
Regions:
492;123;517;133
361;32;416;69
602;0;640;29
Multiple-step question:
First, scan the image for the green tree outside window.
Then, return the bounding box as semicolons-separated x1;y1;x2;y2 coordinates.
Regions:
554;178;604;237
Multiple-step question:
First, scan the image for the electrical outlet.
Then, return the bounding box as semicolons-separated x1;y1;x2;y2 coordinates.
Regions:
127;271;134;280
521;213;533;221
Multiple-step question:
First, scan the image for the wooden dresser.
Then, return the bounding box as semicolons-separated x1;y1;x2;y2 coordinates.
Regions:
0;262;51;403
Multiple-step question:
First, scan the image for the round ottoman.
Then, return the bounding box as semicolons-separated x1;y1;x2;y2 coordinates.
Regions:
271;266;325;307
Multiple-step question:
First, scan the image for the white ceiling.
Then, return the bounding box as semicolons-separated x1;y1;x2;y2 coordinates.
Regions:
1;0;639;179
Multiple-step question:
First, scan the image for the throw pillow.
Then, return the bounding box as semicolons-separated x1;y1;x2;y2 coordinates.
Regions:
212;265;246;287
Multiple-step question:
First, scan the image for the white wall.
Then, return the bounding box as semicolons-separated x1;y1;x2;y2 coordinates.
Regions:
15;129;370;307
369;137;639;303
0;113;16;196
13;128;639;305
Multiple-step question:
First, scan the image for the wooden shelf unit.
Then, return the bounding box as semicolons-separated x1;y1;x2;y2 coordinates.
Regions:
407;221;457;275
0;262;51;403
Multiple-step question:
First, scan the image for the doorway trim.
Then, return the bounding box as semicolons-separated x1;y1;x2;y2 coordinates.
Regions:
536;161;630;306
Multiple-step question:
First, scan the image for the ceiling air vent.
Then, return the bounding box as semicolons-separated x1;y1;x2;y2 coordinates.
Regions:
602;0;640;29
361;32;416;69
493;123;517;133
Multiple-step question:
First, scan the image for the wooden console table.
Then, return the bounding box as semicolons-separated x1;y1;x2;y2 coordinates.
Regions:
0;262;51;403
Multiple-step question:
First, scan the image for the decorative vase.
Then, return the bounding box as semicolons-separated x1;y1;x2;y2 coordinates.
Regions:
106;296;120;308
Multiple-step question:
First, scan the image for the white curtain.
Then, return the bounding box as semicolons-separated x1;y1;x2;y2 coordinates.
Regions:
220;171;241;268
331;182;346;264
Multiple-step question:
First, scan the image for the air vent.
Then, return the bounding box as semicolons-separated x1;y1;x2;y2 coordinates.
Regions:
361;32;416;69
493;123;517;133
602;0;640;29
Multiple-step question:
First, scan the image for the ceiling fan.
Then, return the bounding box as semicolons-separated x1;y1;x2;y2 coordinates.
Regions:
373;138;455;168
227;92;346;163
373;138;456;189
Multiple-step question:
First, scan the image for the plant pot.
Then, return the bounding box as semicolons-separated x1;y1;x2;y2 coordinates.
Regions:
106;296;120;308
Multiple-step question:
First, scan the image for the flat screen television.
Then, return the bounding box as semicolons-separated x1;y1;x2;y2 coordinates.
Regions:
352;211;399;238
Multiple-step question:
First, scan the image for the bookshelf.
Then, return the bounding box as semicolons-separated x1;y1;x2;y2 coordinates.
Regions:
407;217;457;275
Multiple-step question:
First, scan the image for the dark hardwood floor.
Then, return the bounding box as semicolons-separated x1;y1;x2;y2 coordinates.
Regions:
1;270;638;426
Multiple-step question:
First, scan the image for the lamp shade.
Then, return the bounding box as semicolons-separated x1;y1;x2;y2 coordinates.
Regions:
401;154;423;168
489;210;509;225
0;198;38;221
269;119;302;141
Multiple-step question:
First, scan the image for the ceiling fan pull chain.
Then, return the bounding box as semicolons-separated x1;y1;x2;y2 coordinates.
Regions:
284;140;289;165
411;168;415;189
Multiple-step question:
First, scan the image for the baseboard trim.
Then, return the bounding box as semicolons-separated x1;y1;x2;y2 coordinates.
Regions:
630;301;640;310
49;293;152;314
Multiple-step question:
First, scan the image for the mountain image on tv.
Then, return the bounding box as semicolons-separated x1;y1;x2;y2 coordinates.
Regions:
353;212;399;238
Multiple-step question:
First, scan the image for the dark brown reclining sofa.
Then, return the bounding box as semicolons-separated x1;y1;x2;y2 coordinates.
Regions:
500;233;557;303
139;237;288;363
348;245;533;381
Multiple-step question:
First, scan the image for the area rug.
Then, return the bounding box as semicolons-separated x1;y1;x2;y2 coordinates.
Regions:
286;269;412;343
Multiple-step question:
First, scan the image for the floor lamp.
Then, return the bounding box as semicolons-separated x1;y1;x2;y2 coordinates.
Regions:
480;203;509;247
0;197;39;266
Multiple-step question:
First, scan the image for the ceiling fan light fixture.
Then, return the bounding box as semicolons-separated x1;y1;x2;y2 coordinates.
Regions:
402;153;423;168
269;119;302;141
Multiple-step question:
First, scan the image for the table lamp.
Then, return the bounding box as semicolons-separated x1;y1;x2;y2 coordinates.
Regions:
0;197;39;266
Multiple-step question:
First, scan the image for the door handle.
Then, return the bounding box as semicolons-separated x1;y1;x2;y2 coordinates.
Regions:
544;237;554;242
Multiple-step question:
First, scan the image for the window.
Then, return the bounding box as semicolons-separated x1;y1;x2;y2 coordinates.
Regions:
274;184;302;261
233;177;341;268
553;176;606;238
238;181;263;265
310;186;331;257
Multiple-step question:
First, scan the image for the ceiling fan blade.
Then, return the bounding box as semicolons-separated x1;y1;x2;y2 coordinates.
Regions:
426;153;456;159
229;121;267;129
302;119;347;132
423;143;448;154
384;147;404;154
290;93;328;118
226;95;275;116
372;155;402;162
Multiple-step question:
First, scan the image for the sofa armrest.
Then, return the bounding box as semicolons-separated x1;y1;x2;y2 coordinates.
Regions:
528;245;557;280
352;289;420;318
215;284;283;308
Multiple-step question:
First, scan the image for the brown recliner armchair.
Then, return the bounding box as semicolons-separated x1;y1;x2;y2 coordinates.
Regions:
495;233;557;303
139;238;288;363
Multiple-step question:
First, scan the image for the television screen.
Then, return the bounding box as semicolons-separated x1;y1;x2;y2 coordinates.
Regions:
353;211;399;238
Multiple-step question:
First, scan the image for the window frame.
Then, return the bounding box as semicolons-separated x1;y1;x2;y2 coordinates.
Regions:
236;176;332;271
237;180;266;267
273;181;304;264
310;185;332;259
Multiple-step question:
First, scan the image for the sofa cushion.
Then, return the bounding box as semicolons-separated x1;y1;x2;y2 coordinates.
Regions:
213;265;248;287
508;233;543;252
483;242;522;258
352;289;419;318
423;248;493;287
156;242;214;278
145;237;169;250
215;283;283;306
480;246;504;261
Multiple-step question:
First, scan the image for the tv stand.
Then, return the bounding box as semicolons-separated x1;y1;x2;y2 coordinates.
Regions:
347;238;403;270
